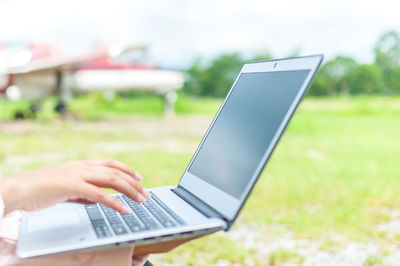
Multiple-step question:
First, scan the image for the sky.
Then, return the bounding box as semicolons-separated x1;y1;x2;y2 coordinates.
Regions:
0;0;399;69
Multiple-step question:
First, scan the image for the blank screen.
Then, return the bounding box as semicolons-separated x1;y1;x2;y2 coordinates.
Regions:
188;70;310;199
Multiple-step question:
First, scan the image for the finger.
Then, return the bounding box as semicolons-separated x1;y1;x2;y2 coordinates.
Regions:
86;159;142;181
88;165;148;197
84;167;147;203
101;165;148;197
131;254;149;266
86;164;141;190
78;184;130;214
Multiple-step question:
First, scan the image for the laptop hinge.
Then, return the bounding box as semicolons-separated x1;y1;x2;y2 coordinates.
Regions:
172;186;230;230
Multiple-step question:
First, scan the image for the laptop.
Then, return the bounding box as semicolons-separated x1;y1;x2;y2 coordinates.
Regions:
17;55;323;258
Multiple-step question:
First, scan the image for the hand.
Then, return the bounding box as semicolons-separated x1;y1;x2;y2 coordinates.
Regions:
132;254;149;266
0;159;149;215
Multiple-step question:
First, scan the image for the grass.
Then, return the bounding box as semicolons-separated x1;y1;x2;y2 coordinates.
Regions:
0;92;222;120
268;249;305;265
364;254;384;266
245;96;400;241
156;234;257;265
0;95;399;264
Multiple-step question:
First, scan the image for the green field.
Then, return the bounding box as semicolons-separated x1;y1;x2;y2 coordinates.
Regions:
0;96;399;264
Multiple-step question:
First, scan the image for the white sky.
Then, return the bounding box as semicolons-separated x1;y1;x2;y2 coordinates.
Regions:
0;0;399;68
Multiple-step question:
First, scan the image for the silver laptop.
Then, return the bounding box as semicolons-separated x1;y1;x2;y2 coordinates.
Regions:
17;55;323;258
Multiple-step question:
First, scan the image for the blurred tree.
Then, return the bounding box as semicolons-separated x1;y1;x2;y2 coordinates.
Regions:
374;30;400;94
347;64;385;94
308;56;357;96
183;58;204;96
184;32;400;97
375;31;400;70
203;53;244;97
184;51;279;97
308;72;333;96
183;53;245;97
385;66;400;94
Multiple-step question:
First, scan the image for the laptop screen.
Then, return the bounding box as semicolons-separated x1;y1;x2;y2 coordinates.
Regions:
187;70;311;199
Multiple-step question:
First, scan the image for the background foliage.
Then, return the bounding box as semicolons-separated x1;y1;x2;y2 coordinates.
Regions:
183;30;400;97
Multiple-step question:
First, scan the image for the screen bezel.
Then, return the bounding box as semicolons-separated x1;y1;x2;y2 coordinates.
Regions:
178;55;323;221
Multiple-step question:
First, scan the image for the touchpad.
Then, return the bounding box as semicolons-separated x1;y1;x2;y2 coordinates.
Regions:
27;210;81;232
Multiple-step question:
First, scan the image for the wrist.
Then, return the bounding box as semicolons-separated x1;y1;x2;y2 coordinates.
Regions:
0;177;26;215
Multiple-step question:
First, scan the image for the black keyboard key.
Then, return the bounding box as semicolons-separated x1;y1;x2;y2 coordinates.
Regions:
86;193;186;239
122;195;160;229
99;204;128;235
114;196;147;232
86;204;104;220
143;198;176;228
150;192;186;225
85;204;111;238
121;213;147;232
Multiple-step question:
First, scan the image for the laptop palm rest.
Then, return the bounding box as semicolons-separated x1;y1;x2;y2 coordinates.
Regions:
26;210;80;232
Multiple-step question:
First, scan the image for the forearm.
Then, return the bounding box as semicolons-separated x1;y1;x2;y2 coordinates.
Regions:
0;177;27;215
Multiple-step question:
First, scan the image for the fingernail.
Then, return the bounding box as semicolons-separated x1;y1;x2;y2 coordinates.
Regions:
136;173;143;181
143;189;150;198
138;194;145;202
123;206;130;213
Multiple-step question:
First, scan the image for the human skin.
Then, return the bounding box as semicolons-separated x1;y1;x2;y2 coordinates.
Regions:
0;158;202;264
0;158;149;215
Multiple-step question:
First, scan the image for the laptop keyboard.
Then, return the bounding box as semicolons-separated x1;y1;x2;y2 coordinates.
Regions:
85;204;112;238
100;203;128;235
85;192;185;238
